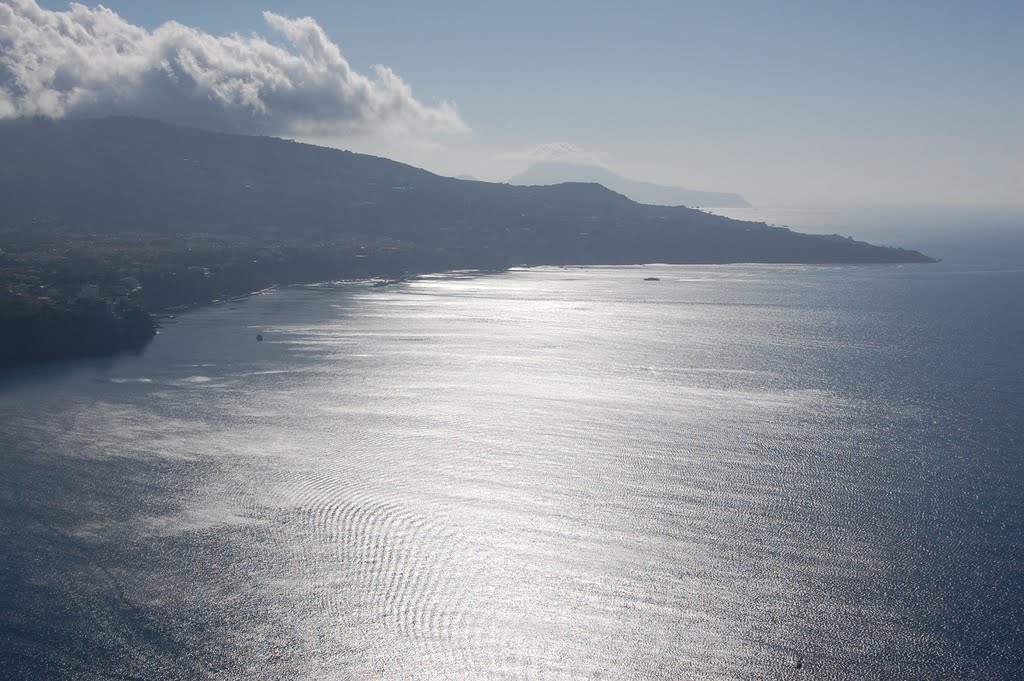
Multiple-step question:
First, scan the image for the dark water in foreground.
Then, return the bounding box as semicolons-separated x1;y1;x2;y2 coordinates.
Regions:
1;264;1022;679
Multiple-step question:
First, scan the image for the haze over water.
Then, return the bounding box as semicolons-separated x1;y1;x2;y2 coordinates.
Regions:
709;204;1024;267
2;263;1022;679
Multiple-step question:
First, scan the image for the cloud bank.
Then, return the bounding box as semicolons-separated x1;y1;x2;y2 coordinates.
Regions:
0;0;467;135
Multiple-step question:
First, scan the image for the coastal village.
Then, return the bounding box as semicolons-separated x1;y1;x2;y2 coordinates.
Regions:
0;223;409;310
0;223;422;364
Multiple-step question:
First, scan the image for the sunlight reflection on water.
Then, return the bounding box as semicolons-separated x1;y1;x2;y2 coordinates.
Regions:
1;264;1021;679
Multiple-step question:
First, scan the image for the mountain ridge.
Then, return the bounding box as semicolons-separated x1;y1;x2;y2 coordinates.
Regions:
509;161;751;208
0;116;932;265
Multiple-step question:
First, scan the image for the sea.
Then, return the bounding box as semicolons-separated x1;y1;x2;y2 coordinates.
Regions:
2;239;1023;677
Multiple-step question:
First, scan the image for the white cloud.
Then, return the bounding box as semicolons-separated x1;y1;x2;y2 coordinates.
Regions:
0;0;467;136
502;142;605;165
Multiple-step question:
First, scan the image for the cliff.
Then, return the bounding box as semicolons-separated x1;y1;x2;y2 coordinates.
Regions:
0;298;155;367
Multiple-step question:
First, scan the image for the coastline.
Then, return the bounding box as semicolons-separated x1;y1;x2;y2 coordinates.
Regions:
2;258;940;370
0;298;156;368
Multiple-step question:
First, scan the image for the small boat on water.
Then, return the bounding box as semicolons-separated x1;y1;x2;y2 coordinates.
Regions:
643;276;660;281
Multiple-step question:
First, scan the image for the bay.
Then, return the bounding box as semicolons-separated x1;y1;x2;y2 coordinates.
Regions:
1;263;1022;679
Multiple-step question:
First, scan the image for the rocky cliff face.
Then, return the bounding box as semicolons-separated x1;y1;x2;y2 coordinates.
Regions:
0;299;155;366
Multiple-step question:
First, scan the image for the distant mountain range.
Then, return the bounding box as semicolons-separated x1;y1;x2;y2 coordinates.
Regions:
0;117;932;264
509;162;750;208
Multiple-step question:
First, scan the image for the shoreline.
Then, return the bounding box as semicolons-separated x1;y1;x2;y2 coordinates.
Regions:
148;267;514;320
147;257;941;321
2;260;938;369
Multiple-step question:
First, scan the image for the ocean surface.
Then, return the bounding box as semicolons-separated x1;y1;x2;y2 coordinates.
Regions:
1;263;1022;679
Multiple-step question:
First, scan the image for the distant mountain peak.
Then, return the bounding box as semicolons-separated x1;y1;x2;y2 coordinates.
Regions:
508;161;750;208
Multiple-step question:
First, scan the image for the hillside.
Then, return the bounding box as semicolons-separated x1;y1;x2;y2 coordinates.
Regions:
509;161;751;208
0;116;932;265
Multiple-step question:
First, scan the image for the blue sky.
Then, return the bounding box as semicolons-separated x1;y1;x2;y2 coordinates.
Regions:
22;0;1024;205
